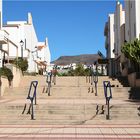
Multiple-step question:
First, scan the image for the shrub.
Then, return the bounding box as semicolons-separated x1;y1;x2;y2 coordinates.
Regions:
121;39;140;72
13;57;28;74
0;67;13;82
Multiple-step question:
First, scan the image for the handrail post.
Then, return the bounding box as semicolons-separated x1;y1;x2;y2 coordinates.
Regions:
93;72;98;96
34;92;37;105
46;72;52;96
31;98;34;120
106;97;110;120
24;81;38;120
103;81;112;120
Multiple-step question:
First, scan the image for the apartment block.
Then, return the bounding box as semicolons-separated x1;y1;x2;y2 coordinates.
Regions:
125;0;140;42
104;14;115;76
0;6;51;73
2;13;38;72
114;1;125;76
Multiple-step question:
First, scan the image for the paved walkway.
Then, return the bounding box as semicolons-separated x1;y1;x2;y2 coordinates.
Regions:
0;124;140;139
0;124;140;140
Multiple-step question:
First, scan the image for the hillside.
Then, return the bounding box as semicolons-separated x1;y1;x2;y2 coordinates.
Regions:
51;54;102;65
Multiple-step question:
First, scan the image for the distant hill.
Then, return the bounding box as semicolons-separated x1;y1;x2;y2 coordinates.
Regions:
51;54;102;65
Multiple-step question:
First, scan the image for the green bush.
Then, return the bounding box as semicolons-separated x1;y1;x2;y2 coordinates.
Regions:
0;67;13;82
57;64;93;76
13;57;28;74
121;39;140;72
23;72;37;76
68;64;92;76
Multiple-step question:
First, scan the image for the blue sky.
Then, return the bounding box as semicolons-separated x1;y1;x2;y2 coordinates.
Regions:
3;0;124;61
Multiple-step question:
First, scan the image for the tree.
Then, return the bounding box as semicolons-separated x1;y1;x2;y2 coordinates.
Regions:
74;64;85;76
121;39;140;72
122;39;140;63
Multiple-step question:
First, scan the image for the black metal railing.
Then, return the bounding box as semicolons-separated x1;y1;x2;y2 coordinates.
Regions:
22;81;38;120
46;72;52;96
93;71;98;96
103;81;112;120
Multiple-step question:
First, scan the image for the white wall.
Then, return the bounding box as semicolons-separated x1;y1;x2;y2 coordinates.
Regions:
125;0;140;42
135;0;140;39
3;18;38;73
114;2;125;57
24;23;38;72
3;26;19;58
37;38;51;72
45;38;51;65
108;14;115;59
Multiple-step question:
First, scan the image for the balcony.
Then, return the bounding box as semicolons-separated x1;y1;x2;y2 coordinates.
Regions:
0;30;9;44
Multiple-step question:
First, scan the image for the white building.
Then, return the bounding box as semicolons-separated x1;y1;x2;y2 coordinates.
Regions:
125;0;140;42
2;13;38;72
104;14;115;76
32;38;51;74
123;0;140;77
0;0;2;29
114;1;125;76
0;7;51;73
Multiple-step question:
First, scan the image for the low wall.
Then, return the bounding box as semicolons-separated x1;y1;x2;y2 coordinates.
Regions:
0;64;23;96
128;72;136;87
5;64;22;87
136;79;140;87
121;68;128;76
0;76;9;96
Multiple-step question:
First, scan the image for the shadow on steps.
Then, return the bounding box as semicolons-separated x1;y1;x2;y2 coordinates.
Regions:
116;76;130;87
128;87;140;100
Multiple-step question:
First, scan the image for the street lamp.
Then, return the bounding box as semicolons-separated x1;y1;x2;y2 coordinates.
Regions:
20;40;24;58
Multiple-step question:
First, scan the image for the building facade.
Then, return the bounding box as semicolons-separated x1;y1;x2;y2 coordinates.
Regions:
0;2;51;73
114;1;125;76
32;38;51;74
2;13;38;72
104;14;115;76
125;0;140;42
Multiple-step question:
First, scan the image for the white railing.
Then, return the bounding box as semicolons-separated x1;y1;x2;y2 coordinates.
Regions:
0;30;9;44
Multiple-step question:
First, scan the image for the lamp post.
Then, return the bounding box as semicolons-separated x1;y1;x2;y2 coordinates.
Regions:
20;40;24;58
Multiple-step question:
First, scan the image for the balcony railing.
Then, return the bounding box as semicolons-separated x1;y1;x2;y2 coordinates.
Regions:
0;30;9;44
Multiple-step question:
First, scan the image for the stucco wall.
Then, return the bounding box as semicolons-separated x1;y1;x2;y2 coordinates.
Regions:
24;23;38;73
0;76;9;96
5;64;22;87
125;0;140;41
135;0;140;38
108;14;115;59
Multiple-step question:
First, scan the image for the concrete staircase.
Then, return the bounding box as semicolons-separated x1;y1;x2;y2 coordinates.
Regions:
0;76;139;125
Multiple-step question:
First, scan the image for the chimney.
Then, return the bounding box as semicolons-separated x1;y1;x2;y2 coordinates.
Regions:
28;12;33;25
45;38;48;47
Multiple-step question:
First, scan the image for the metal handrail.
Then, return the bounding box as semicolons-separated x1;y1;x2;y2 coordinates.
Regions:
93;71;98;96
46;72;52;96
22;81;38;120
103;81;112;120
